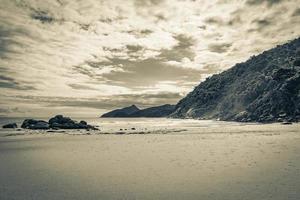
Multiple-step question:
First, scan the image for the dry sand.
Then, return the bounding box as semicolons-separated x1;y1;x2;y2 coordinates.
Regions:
0;119;300;200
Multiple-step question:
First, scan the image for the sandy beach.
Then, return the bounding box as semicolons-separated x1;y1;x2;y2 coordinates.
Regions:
0;119;300;200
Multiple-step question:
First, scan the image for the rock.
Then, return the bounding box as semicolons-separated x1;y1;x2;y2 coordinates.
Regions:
79;120;87;125
2;123;17;129
48;115;98;130
49;115;75;125
21;115;98;130
21;119;39;129
49;115;77;129
21;119;49;129
277;118;284;122
281;121;293;125
87;125;99;131
30;121;49;130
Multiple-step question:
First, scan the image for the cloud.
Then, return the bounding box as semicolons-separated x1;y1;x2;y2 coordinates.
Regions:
30;10;55;23
159;34;196;62
292;8;300;16
208;42;232;53
0;75;35;90
134;0;164;7
246;0;282;6
0;0;299;117
204;16;225;25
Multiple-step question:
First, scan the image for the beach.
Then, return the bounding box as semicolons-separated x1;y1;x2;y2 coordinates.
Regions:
0;119;300;200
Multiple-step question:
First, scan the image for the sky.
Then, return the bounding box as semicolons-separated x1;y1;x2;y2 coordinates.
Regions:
0;0;299;117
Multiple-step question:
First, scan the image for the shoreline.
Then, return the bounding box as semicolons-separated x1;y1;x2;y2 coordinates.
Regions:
1;122;300;200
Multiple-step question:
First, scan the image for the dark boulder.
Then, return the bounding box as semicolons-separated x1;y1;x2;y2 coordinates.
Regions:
48;115;98;130
30;121;50;130
21;119;39;128
49;115;75;125
79;120;87;125
21;119;49;129
2;123;17;129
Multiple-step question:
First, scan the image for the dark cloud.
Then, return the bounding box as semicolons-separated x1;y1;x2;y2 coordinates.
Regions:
135;0;164;7
292;8;300;16
31;10;55;23
155;14;167;21
246;0;282;6
0;26;12;58
73;33;199;89
251;18;272;31
77;23;91;31
0;75;35;90
68;84;98;90
204;16;224;25
0;25;25;58
126;29;154;38
208;42;232;53
227;15;242;26
73;64;96;78
100;58;201;88
126;45;144;52
159;34;196;61
254;19;271;26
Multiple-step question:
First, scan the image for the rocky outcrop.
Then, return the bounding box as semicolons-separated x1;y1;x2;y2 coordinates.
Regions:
21;115;98;130
2;123;17;129
48;115;96;129
101;105;140;117
171;37;300;123
101;104;175;118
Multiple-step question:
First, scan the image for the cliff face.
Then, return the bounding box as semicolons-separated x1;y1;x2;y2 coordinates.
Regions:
171;38;300;122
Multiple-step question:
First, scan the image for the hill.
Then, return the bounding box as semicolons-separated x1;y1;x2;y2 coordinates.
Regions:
101;105;140;118
101;104;175;118
171;38;300;122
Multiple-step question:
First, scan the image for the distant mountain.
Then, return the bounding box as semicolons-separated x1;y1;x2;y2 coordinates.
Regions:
100;104;175;118
101;105;140;118
130;104;175;117
171;37;300;122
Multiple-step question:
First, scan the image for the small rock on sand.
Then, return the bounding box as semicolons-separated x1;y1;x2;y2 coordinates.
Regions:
2;123;17;129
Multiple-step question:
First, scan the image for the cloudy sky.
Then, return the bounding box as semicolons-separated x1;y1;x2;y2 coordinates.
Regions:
0;0;299;117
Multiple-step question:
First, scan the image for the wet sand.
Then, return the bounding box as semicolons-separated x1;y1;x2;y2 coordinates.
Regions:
0;120;300;200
